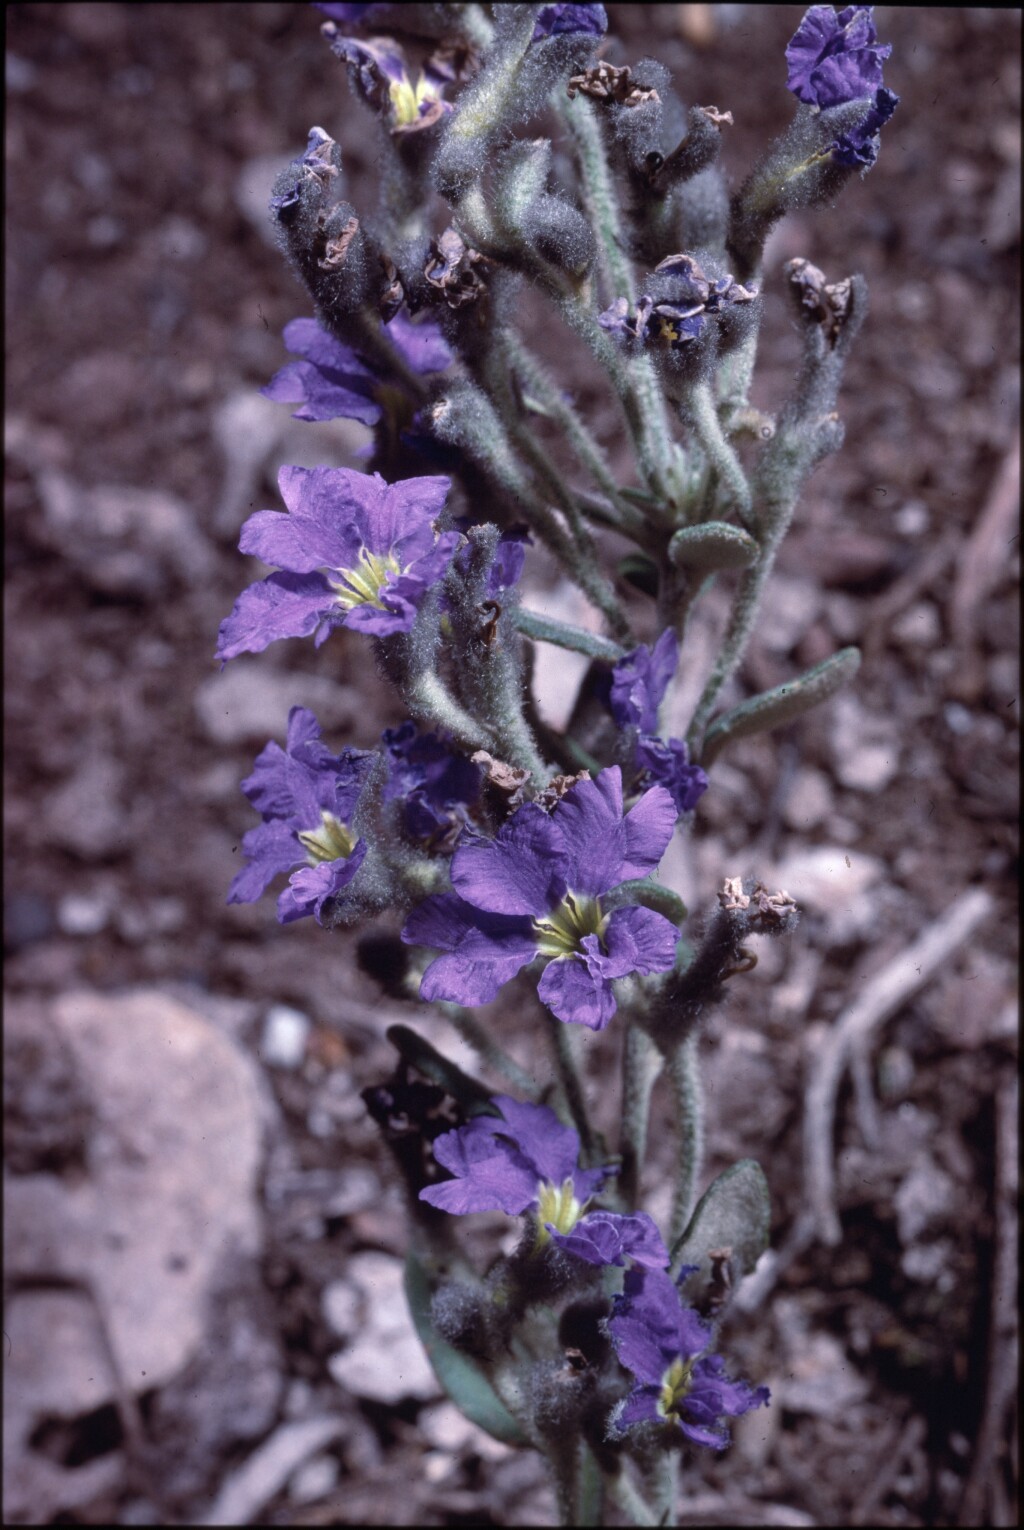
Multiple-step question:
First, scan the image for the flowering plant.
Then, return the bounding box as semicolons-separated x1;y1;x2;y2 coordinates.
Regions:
219;4;897;1520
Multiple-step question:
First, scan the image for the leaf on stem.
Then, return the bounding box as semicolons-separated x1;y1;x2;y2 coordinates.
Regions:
701;645;861;765
671;1158;771;1302
668;521;760;572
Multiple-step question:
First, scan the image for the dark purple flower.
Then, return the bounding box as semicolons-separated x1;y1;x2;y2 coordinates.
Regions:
533;4;607;42
608;1268;770;1448
831;85;900;167
608;631;678;734
599;257;755;354
401;768;680;1028
420;1095;669;1268
383;722;482;846
228;706;375;925
217;466;458;659
262;313;451;427
786;5;892;109
634;736;709;816
324;28;452;133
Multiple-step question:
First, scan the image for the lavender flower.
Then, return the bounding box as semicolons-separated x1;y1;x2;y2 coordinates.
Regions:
599;255;756;353
785;5;892;109
263;313;451;426
533;4;607;41
216;466;458;659
421;1095;669;1268
228;707;374;925
604;634;709;815
383;722;482;847
401;768;680;1029
608;1268;770;1448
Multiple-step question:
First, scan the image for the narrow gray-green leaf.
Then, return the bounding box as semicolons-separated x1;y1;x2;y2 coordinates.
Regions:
512;607;626;663
671;1159;771;1303
603;878;688;926
668;521;759;572
701;646;861;765
404;1251;528;1447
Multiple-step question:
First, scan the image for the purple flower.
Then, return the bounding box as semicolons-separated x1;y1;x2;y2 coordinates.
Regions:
269;127;341;218
608;631;678;734
533;4;607;42
831;85;900;167
420;1095;669;1269
228;707;374;925
263;313;451;427
401;768;680;1029
323;28;453;133
216;466;458;659
608;1268;770;1448
634;735;708;816
383;722;482;846
786;5;892;109
599;256;756;354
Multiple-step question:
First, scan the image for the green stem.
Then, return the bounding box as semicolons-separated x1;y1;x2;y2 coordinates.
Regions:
406;670;496;754
545;1010;595;1160
607;1466;659;1527
685;380;752;527
618;1023;662;1210
547;1436;581;1528
442;1006;540;1097
668;1031;704;1248
650;1452;679;1529
512;607;626;664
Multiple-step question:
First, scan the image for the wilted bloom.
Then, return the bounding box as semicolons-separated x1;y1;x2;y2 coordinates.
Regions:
323;28;453;133
608;1268;770;1447
383;722;482;847
599;255;756;353
421;1095;669;1268
785;5;892;109
217;467;457;659
262;313;451;426
228;707;374;924
831;85;899;167
269;126;341;218
603;634;709;815
533;4;607;41
402;767;680;1029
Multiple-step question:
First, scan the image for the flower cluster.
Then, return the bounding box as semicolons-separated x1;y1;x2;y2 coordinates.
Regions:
421;1094;668;1269
402;767;680;1029
608;1268;770;1447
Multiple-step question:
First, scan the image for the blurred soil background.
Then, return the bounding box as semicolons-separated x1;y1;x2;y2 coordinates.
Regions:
3;4;1019;1525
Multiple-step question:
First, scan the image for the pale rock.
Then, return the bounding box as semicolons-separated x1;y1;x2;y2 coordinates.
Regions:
260;1003;311;1069
56;891;111;936
830;693;901;793
326;1251;438;1403
419;1400;512;1461
782;766;833;831
37;470;213;589
755;573;820;654
205;1417;343;1526
289;1452;340;1505
520;575;594;731
890;600;942;649
194;665;359;745
322;1280;361;1340
46;753;127;860
768;844;884;943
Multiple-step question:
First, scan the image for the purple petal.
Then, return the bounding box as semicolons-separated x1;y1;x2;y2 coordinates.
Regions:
620;783;677;881
634;734;709;814
609;631;678;732
385;311;452;374
532;3;607;41
550;768;630;897
402;893;537;1006
451;803;568;918
617;1388;662;1429
604;905;679;978
216;571;335;660
488;1096;585;1188
227;820;301;904
262;357;381;426
549;1209;669;1269
537;948;618;1030
276;840;367;924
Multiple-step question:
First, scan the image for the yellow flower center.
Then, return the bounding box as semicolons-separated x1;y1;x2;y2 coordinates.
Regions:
297;811;357;866
389;73;437;128
535;1177;585;1238
533;892;607;958
658;1355;696;1421
330;548;403;613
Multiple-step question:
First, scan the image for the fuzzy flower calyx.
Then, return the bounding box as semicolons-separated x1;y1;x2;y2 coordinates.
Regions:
608;1268;769;1448
402;767;680;1029
216;466;457;658
228;707;374;925
421;1095;669;1269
